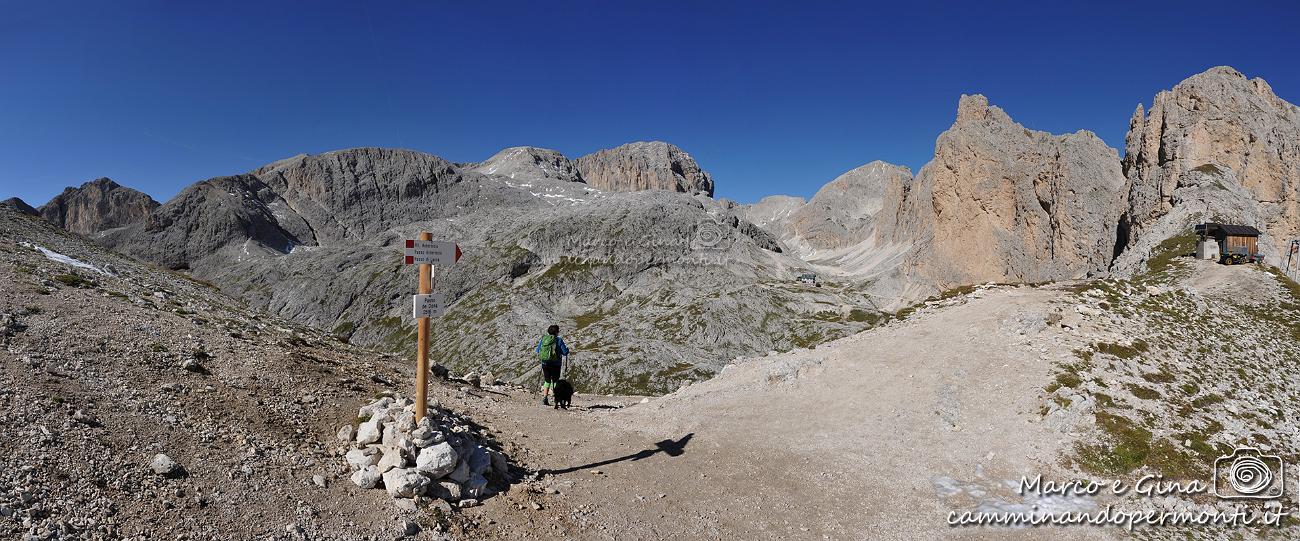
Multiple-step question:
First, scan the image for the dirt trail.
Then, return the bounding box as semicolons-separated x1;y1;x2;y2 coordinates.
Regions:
446;286;1121;540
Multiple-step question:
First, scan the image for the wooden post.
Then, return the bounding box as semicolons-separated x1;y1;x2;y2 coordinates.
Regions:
415;231;432;422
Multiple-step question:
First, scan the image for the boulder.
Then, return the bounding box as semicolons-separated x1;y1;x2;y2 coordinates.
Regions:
350;465;382;489
415;442;458;478
490;450;508;474
355;417;383;445
376;447;405;473
463;445;492;476
447;459;471;484
358;397;393;419
381;424;401;447
345;448;381;471
463;473;489;499
382;468;430;498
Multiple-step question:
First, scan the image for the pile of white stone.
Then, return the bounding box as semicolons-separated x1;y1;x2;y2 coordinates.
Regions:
339;395;508;508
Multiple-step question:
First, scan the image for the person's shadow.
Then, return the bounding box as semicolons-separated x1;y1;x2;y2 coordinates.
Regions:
540;433;693;476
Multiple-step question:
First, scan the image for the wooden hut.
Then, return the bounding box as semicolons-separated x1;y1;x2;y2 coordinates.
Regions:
1196;223;1262;264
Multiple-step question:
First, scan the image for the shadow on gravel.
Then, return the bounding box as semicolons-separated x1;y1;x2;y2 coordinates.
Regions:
541;433;694;476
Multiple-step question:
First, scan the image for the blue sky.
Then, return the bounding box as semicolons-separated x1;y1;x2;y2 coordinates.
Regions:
2;1;1298;206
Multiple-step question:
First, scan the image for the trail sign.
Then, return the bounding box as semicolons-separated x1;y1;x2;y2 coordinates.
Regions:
404;240;461;265
413;293;446;319
405;232;461;423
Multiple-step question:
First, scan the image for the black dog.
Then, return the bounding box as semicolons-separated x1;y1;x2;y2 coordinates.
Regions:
552;379;573;409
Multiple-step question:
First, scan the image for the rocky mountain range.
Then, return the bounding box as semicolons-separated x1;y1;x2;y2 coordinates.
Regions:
11;66;1298;394
747;66;1299;300
17;142;872;394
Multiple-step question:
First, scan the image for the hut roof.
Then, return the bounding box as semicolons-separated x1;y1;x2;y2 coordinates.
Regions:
1196;223;1261;237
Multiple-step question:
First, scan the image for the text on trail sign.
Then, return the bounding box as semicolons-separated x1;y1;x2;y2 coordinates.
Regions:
413;293;446;319
404;240;462;265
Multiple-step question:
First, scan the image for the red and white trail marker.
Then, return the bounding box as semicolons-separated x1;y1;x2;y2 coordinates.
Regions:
403;240;461;265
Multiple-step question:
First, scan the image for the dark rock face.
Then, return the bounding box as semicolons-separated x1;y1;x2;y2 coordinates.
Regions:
1;197;38;216
38;178;158;235
576;142;715;196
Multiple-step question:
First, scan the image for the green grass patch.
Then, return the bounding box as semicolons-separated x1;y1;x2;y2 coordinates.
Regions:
53;273;94;288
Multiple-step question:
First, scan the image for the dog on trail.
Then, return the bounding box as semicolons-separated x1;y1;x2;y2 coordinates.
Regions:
552;379;573;409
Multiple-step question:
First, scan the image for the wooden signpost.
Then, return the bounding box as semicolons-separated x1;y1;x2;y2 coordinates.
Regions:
404;232;461;421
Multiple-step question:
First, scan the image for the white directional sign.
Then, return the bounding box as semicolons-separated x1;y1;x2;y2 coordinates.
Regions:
413;293;446;319
404;240;461;265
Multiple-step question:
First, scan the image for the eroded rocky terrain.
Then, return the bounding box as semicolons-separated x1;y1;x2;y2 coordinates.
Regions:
0;209;521;540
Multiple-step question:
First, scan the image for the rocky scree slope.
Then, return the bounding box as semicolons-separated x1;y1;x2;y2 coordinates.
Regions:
0;207;512;540
38;178;159;236
85;146;878;395
1035;236;1300;540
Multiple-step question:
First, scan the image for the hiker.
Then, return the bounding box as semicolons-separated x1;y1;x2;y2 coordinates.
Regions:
536;324;569;406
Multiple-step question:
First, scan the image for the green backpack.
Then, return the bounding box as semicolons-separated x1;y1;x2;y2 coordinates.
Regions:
538;335;559;362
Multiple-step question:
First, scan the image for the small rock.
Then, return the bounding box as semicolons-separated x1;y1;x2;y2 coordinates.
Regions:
432;364;449;379
71;410;100;426
640;397;650;404
395;498;417;513
458;498;480;508
464;372;481;388
312;474;328;488
150;454;181;476
356;417;383;445
431;481;462;501
336;424;355;442
429;498;454;515
531;501;542;511
402;518;420;535
377;447;405;473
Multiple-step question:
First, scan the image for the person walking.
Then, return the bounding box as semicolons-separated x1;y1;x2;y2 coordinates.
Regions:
535;324;569;406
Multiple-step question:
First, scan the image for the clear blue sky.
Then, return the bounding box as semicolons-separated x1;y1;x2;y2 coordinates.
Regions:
3;1;1298;206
